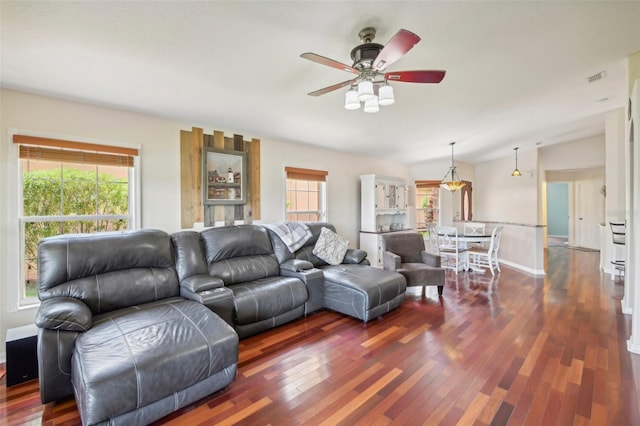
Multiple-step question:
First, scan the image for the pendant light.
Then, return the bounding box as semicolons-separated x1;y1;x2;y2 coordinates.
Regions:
441;142;466;192
511;147;522;177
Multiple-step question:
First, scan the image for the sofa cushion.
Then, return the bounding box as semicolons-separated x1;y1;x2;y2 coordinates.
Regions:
229;277;308;325
313;227;348;266
397;263;445;287
321;264;406;311
202;225;280;282
72;298;238;425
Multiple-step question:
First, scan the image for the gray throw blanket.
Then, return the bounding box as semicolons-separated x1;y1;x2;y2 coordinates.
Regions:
263;222;313;252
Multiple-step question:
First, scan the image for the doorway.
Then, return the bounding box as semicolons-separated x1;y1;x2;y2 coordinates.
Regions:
547;183;569;247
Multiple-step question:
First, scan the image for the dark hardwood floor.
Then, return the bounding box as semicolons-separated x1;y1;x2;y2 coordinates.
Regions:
2;246;639;425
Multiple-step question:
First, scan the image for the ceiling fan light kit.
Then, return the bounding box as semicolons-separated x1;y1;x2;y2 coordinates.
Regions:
301;27;446;113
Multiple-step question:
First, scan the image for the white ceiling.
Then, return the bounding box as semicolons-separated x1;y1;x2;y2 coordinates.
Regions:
2;1;639;165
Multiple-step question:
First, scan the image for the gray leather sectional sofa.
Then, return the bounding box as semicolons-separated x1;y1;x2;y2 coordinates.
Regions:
35;223;407;425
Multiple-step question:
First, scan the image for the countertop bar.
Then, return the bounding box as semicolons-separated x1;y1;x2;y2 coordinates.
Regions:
454;220;545;228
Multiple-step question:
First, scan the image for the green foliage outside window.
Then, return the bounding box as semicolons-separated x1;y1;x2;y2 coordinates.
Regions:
22;168;129;298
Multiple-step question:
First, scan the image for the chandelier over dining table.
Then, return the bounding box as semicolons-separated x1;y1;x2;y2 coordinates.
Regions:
441;142;465;192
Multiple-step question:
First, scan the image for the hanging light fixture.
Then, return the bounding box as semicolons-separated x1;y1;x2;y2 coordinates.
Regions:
441;142;466;192
511;147;522;177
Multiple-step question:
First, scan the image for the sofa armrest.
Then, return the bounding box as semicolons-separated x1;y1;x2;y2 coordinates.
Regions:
180;274;225;293
180;287;234;326
36;297;92;332
343;248;367;264
38;328;81;403
421;250;441;268
280;259;314;272
383;251;401;271
281;268;324;315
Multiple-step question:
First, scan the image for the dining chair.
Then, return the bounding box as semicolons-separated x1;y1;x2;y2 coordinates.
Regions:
425;223;440;255
609;221;626;279
435;225;468;274
463;222;487;249
468;226;504;275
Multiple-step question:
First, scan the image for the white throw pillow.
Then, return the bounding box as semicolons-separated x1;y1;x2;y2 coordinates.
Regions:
313;227;349;265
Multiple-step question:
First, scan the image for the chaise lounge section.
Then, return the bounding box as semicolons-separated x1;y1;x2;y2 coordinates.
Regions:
266;222;407;322
36;229;239;425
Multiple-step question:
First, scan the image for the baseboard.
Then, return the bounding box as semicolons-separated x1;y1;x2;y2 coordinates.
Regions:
498;259;545;276
0;351;6;364
627;338;640;354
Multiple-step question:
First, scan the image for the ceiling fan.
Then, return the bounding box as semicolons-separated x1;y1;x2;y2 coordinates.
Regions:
300;27;446;112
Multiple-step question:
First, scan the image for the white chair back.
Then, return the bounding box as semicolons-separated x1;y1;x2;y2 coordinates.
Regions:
463;222;485;236
489;226;504;256
435;226;458;250
435;226;468;274
425;223;439;255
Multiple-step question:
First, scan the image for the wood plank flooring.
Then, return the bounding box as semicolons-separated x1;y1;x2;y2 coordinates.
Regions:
1;246;639;425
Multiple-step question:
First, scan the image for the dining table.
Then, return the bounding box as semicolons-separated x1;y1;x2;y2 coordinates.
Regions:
437;232;493;272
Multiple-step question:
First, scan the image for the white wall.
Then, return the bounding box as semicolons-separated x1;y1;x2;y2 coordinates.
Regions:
605;108;626;221
0;88;409;358
473;148;539;225
259;139;410;242
540;134;605;171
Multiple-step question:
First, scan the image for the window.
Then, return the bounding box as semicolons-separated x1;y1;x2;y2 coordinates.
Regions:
285;167;327;222
415;180;440;229
14;134;139;306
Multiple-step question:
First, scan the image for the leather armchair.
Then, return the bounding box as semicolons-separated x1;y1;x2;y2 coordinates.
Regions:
381;232;446;296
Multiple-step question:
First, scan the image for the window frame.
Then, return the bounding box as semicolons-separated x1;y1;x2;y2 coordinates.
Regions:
284;166;327;222
8;129;141;309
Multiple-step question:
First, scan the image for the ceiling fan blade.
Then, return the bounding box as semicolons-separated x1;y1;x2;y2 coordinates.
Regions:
384;70;446;83
300;52;359;74
373;29;421;71
307;79;355;96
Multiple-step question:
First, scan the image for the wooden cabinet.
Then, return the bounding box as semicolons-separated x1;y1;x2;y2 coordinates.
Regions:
360;174;412;267
360;174;409;232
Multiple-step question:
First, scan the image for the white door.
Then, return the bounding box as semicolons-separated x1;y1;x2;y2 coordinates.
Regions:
575;180;604;250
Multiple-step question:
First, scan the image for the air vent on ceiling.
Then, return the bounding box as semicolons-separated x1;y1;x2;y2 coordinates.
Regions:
587;71;607;83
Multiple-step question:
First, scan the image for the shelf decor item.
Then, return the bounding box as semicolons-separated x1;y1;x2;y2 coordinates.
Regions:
203;147;247;205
